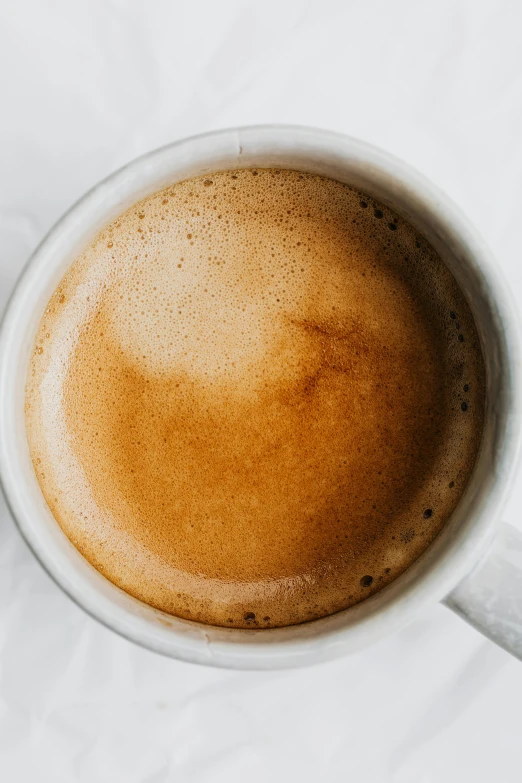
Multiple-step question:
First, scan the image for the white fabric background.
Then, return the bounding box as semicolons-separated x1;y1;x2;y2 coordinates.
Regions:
1;1;522;780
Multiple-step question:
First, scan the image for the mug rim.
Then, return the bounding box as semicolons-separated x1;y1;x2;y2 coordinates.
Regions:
0;124;520;669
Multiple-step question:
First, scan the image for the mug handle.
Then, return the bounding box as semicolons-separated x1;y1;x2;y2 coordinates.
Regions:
444;522;522;660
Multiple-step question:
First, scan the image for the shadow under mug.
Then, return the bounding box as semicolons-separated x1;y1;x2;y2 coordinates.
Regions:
0;125;521;669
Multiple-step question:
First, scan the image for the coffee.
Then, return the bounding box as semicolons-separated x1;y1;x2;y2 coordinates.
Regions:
25;169;485;628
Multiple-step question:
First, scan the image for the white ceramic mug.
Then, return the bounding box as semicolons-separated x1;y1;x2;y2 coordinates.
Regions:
1;126;521;669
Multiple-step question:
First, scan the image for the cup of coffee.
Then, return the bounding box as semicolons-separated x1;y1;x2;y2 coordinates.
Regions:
1;126;520;668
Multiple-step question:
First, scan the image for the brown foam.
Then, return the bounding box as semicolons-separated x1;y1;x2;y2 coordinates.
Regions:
25;169;485;628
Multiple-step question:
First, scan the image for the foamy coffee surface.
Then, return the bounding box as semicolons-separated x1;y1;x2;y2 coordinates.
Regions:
26;169;485;628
